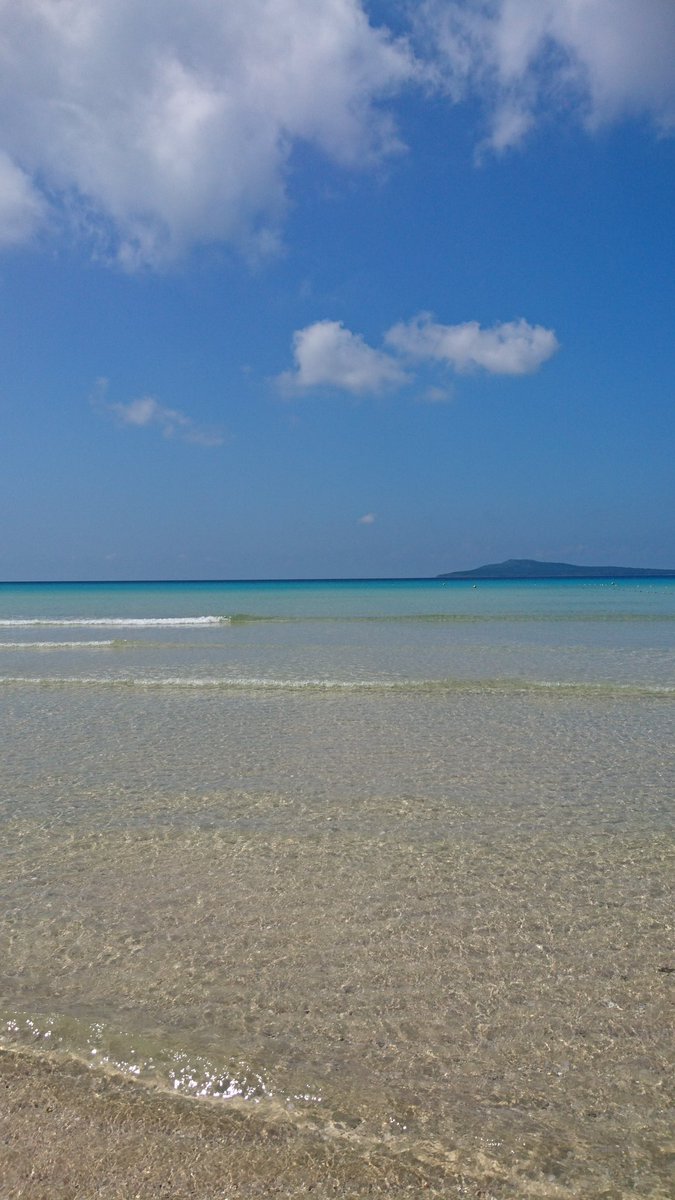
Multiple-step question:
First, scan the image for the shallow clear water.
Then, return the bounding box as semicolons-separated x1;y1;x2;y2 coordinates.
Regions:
1;579;673;1195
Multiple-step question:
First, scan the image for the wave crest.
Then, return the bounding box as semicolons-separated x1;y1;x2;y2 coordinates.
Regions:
0;616;229;628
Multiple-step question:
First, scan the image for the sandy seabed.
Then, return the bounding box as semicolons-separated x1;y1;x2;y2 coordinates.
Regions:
1;803;673;1198
2;671;674;1198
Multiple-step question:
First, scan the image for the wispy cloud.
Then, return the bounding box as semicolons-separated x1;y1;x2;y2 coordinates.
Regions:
420;385;455;404
94;381;224;446
0;150;45;247
357;512;377;525
413;0;675;153
280;313;558;395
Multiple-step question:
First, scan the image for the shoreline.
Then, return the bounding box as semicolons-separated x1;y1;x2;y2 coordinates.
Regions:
2;962;673;1200
0;1047;480;1199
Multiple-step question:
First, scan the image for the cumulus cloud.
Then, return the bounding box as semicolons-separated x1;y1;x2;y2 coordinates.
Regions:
0;0;414;265
279;320;408;394
414;0;675;151
95;382;224;445
386;314;559;375
280;313;558;393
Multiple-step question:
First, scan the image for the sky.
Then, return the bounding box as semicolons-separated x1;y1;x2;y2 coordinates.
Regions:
1;0;674;581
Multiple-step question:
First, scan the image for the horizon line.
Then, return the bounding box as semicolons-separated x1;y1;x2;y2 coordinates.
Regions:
0;576;434;586
2;573;675;586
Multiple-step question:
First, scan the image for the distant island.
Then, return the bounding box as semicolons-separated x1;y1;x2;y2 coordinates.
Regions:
437;558;675;580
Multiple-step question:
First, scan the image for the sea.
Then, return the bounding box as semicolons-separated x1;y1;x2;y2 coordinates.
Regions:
1;578;673;1196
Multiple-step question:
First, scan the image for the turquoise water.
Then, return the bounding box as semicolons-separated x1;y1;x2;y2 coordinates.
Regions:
1;579;673;1196
2;575;675;620
1;577;674;693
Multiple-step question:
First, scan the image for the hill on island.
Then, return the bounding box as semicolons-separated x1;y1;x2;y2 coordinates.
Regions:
437;558;675;580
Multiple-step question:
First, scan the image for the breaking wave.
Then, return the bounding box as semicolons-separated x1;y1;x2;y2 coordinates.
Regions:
0;640;119;649
0;616;229;628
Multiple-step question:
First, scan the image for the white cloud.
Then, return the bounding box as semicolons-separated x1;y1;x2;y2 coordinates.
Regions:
3;2;671;264
279;320;408;394
95;382;224;445
280;312;558;394
357;512;376;524
0;0;414;266
414;0;675;151
386;313;559;374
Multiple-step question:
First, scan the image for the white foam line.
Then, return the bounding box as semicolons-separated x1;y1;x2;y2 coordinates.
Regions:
0;640;117;649
1;675;673;696
0;616;229;628
0;675;386;689
132;676;399;689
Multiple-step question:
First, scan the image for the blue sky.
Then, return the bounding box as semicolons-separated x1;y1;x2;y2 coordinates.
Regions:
1;0;674;580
